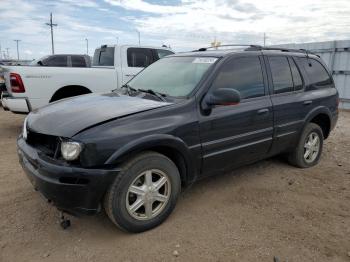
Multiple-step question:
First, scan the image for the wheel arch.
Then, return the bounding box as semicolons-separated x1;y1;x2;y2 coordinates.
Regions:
304;106;332;139
49;85;92;102
105;134;197;186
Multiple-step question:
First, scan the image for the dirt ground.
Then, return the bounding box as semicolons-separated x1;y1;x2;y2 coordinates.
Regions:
0;109;349;262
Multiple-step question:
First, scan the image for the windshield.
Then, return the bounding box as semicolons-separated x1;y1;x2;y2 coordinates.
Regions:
127;56;217;97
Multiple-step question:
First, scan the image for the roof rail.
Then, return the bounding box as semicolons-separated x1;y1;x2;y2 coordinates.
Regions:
250;46;319;57
194;44;319;57
195;44;262;52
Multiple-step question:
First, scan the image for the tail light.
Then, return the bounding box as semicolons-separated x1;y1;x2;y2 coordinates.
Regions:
10;73;25;93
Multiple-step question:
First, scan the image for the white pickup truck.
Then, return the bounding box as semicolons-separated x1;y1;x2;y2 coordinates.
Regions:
1;45;174;113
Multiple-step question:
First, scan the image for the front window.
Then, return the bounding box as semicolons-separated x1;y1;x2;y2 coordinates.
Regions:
127;56;217;97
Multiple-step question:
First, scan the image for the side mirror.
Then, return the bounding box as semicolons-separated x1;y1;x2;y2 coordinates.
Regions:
203;88;240;110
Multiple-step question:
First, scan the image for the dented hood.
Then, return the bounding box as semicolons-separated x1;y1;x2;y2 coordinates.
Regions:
27;93;171;137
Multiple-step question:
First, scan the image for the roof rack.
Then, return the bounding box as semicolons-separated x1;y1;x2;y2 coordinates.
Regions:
195;44;319;57
195;44;262;51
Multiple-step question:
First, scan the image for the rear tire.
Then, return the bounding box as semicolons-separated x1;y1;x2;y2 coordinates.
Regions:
104;151;181;233
288;123;324;168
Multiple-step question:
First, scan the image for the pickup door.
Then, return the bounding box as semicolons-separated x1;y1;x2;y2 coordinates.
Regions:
120;47;155;84
199;55;273;177
120;47;174;84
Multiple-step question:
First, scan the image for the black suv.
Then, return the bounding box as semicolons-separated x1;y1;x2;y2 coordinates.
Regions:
17;45;338;233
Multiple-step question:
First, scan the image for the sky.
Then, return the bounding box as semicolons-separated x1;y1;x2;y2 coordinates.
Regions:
0;0;350;60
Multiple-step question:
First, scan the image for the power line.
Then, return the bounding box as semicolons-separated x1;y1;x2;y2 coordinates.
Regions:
14;39;21;60
45;12;58;54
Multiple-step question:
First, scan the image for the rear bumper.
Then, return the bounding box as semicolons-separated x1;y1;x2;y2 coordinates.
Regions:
17;136;121;215
1;92;30;113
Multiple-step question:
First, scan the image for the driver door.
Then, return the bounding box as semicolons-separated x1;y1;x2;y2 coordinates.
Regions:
199;55;273;177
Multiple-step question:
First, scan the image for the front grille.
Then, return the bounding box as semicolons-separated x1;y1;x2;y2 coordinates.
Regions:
26;129;60;158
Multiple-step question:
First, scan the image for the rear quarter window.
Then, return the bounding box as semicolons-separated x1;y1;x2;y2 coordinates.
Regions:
300;58;332;88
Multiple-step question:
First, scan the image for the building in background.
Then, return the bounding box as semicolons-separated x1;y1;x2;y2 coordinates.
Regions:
273;40;350;109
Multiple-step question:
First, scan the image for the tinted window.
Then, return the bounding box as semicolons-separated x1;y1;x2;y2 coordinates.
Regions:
44;56;67;67
301;58;332;87
212;56;265;99
289;58;303;90
156;49;174;59
92;47;114;66
71;56;86;67
127;48;153;67
269;56;293;94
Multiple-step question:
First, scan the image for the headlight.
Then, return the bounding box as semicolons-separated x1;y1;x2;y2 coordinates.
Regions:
23;117;28;140
61;141;82;161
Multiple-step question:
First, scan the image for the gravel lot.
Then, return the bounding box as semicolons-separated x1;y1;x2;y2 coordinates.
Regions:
0;109;349;262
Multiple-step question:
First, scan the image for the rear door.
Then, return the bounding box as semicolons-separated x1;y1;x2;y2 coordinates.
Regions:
121;47;154;84
265;55;309;154
199;54;273;177
71;55;87;67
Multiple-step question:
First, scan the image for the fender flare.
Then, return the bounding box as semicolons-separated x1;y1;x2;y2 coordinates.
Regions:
303;106;332;125
105;134;197;184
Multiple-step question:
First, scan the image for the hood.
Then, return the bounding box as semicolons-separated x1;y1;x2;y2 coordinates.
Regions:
27;93;171;137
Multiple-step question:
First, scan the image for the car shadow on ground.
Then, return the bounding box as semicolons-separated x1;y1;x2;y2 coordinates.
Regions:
71;155;290;236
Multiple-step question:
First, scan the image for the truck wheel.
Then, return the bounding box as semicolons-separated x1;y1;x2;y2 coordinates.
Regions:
288;123;324;168
104;151;181;233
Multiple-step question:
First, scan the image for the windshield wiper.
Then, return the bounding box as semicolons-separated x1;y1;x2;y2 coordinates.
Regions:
138;88;167;102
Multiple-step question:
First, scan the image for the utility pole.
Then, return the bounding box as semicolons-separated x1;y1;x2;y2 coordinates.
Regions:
116;36;119;45
85;38;89;55
5;48;10;59
263;32;267;47
46;13;58;54
136;30;140;45
14;39;21;60
0;43;2;60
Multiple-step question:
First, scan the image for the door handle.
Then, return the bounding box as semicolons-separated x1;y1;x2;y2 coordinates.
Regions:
257;108;269;114
125;74;136;77
303;100;313;105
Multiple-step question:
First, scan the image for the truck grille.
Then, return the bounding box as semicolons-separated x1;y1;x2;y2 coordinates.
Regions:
26;129;60;158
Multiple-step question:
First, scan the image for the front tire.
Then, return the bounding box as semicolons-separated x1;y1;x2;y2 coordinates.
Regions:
104;151;181;233
288;123;324;168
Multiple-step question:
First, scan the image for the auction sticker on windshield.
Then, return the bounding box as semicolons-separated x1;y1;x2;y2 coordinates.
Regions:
192;57;218;64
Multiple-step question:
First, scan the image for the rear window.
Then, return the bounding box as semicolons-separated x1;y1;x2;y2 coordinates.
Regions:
300;58;332;88
92;47;115;66
72;56;87;67
127;48;153;67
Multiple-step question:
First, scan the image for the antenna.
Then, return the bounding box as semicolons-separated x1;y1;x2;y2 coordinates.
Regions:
46;13;58;54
